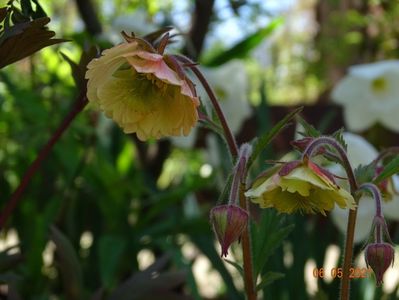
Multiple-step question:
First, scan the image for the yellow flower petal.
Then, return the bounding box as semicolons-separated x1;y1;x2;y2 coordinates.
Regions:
97;69;198;140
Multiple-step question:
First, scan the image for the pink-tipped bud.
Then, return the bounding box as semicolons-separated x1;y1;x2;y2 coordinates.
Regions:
365;242;395;286
210;205;249;257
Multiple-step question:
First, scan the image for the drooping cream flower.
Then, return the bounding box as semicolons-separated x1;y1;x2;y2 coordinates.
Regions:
330;132;399;243
245;160;356;216
332;60;399;132
86;33;199;141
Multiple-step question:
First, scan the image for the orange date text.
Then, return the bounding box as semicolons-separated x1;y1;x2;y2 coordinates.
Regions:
312;267;373;279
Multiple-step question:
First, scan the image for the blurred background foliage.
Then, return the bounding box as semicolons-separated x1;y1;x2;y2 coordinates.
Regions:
1;0;399;299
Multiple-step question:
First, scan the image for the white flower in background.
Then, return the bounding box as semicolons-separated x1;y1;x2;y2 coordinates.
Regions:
332;60;399;132
330;132;399;243
172;60;251;148
103;9;158;44
201;60;251;134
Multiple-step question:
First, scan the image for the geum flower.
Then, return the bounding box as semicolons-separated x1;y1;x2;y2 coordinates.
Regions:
85;31;199;141
332;60;399;132
245;160;356;215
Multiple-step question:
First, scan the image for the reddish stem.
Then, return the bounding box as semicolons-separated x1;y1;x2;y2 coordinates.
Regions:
0;92;88;230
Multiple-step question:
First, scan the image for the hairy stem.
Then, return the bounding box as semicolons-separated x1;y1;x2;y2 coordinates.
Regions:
0;92;88;230
190;66;238;158
239;183;256;300
302;136;358;300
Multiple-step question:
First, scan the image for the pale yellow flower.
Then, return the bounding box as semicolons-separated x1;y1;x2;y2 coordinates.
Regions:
245;160;356;216
86;34;199;141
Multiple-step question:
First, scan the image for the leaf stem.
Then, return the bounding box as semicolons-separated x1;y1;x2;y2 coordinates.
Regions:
0;91;88;231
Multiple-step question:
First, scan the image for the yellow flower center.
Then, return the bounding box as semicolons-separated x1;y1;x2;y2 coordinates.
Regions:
371;77;387;93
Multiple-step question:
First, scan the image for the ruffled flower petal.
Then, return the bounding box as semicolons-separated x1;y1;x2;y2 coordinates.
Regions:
245;162;355;215
85;34;199;140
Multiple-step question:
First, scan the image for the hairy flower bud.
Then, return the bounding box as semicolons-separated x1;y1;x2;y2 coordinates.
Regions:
210;204;249;257
365;242;395;286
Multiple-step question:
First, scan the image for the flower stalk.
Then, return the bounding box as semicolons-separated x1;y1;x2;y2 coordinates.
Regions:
302;136;359;300
175;55;239;158
231;144;256;299
359;183;395;286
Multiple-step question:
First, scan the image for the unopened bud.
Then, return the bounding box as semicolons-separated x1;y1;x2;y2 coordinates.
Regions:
210;204;249;257
365;242;395;286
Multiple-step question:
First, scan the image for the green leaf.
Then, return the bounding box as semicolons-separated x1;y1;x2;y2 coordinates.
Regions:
50;225;83;300
0;17;67;69
374;156;399;184
223;258;244;277
98;235;127;289
203;17;284;66
256;272;285;291
296;115;321;138
332;127;347;151
248;106;303;170
355;163;376;185
251;210;294;278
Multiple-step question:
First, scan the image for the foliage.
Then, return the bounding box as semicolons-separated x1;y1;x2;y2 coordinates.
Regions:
0;1;398;300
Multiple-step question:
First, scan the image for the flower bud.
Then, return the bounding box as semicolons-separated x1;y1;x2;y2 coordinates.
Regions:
365;242;395;286
210;204;249;257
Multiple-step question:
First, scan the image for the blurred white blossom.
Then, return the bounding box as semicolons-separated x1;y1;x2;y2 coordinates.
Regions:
172;60;251;148
102;9;158;44
330;132;399;243
201;60;251;134
332;60;399;132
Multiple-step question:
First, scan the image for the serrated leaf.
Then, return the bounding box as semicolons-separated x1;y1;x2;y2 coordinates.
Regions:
0;17;67;69
248;106;302;170
223;258;244;277
374;156;399;184
203;17;283;66
50;225;83;300
332;128;347;151
296;115;321;138
355;163;376;185
256;272;285;291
